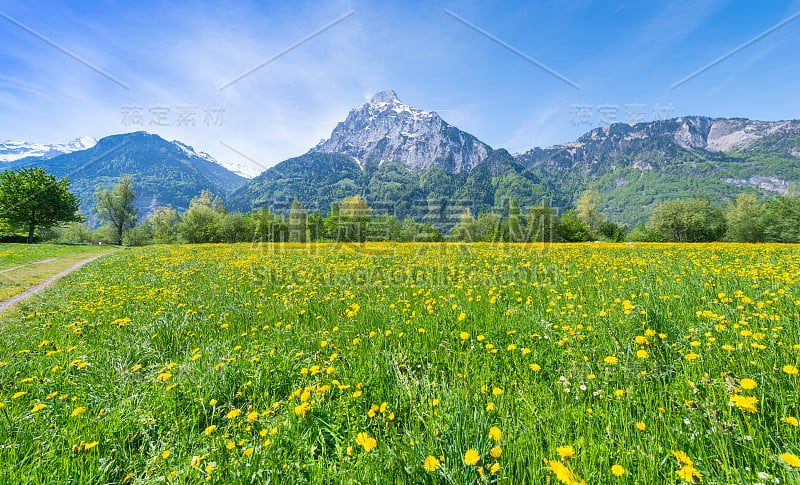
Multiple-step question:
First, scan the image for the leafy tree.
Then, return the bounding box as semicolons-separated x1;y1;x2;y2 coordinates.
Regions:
329;195;371;242
597;221;627;242
556;210;588;242
474;213;502;242
526;204;556;243
150;205;181;243
725;194;765;242
0;167;83;243
760;195;800;243
647;198;725;242
124;220;154;246
322;212;341;241
251;208;287;243
507;199;527;242
55;222;95;244
212;195;228;214
288;200;307;243
576;188;605;239
216;212;252;243
178;192;223;244
307;212;325;242
625;223;663;242
339;195;371;218
94;174;138;245
450;210;477;242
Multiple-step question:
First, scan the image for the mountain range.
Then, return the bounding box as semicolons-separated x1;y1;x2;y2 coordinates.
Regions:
2;132;248;218
229;91;800;222
0;136;97;163
4;90;799;225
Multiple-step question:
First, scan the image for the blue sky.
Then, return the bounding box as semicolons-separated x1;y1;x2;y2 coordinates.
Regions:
1;0;800;174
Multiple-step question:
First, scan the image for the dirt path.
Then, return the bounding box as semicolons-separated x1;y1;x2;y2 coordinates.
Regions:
0;257;60;274
0;253;110;313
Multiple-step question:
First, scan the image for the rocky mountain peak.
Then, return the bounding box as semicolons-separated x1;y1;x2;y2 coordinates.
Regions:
370;89;399;104
311;91;491;173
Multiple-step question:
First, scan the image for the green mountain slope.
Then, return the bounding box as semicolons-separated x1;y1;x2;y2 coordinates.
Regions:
515;117;800;223
229;149;567;218
6;132;248;217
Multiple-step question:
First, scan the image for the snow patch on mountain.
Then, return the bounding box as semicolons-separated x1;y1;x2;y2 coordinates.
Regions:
172;140;260;179
0;136;97;163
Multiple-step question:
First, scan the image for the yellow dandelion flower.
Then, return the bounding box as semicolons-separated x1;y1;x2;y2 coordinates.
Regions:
672;450;693;467
739;378;757;390
676;465;702;483
464;449;480;466
423;455;440;472
611;464;625;476
546;459;584;485
355;432;377;452
730;395;758;413
556;445;575;459
781;452;800;468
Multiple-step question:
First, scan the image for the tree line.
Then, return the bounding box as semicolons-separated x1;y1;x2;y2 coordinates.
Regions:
2;168;799;245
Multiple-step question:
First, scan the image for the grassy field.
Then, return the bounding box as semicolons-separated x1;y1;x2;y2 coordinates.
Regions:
0;243;107;270
0;244;114;301
0;242;799;484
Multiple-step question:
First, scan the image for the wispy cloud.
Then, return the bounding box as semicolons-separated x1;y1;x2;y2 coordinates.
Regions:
1;0;800;173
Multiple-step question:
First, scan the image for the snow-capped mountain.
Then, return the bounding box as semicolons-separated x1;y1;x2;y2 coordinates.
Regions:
172;140;258;179
0;136;97;163
311;90;491;173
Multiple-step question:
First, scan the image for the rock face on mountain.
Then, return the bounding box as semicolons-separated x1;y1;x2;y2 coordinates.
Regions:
655;116;800;152
516;117;800;170
310;90;490;173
